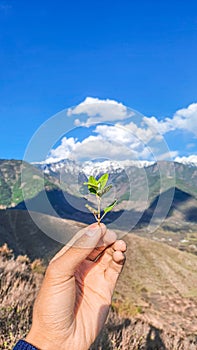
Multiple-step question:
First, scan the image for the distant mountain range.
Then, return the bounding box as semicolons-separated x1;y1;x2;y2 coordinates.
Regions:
33;158;197;199
0;157;197;248
0;158;197;209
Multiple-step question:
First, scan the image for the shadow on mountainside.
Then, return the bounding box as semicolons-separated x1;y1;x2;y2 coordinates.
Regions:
185;206;197;223
11;186;197;230
1;185;195;261
13;188;135;229
0;209;62;261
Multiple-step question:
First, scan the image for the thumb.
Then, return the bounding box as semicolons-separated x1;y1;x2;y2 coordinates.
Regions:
48;223;106;278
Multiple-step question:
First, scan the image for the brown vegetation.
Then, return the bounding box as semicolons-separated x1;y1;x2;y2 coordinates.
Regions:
0;244;44;349
0;243;197;350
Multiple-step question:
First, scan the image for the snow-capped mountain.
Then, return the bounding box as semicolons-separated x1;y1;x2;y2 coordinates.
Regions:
33;159;156;178
174;156;197;168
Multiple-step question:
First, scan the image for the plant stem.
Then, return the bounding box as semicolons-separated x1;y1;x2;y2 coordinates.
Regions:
97;195;101;225
100;212;106;222
94;213;99;222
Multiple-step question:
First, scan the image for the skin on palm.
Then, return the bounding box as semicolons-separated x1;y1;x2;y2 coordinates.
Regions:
26;223;126;350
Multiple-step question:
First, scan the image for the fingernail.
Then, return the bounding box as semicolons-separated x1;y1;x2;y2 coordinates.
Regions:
85;225;101;237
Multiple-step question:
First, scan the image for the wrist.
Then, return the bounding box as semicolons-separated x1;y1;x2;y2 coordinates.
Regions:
25;329;52;350
13;339;39;350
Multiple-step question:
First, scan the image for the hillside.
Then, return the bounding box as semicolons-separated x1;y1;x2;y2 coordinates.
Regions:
0;209;88;261
115;234;197;334
1;234;197;349
1;184;197;260
0;159;59;208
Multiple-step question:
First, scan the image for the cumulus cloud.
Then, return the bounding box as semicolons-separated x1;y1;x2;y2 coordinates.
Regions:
69;97;197;138
144;103;197;136
45;99;197;163
67;97;134;125
46;122;157;162
46;137;78;163
94;124;140;145
46;134;140;162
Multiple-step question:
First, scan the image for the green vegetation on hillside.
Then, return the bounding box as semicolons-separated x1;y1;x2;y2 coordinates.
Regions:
0;160;59;207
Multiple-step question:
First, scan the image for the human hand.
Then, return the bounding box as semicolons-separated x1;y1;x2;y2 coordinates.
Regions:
25;223;126;350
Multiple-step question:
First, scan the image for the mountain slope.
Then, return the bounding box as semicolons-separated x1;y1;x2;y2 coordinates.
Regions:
116;233;197;334
0;209;86;261
0;159;59;208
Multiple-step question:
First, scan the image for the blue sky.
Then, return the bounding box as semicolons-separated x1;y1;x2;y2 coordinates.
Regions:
0;0;197;161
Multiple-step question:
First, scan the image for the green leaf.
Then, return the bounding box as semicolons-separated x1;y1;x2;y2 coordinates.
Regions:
88;175;98;185
88;186;97;194
97;184;112;197
85;204;98;215
103;199;117;214
97;173;109;190
84;182;98;189
84;176;99;193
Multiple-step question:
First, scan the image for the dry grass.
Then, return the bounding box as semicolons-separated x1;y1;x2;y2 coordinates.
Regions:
0;244;43;349
0;244;197;350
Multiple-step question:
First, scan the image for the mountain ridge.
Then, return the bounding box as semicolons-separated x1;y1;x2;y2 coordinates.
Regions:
1;158;197;209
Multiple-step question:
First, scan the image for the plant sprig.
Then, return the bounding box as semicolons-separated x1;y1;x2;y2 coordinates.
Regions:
84;173;117;225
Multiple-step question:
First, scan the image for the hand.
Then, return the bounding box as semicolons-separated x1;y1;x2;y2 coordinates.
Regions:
26;223;126;350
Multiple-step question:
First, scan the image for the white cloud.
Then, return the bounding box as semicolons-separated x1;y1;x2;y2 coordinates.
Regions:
69;98;197;137
123;121;163;143
46;134;141;162
46;122;156;162
143;116;174;134
157;150;179;161
175;155;197;165
69;98;197;138
75;138;138;160
47;137;78;162
94;121;163;147
94;124;140;146
144;103;197;136
67;97;134;125
45;99;197;163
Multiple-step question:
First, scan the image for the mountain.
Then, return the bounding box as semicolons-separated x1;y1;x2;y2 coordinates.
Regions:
0;159;59;208
33;158;197;200
33;159;155;176
0;209;87;261
1;158;197;242
1;158;197;209
1;186;197;260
